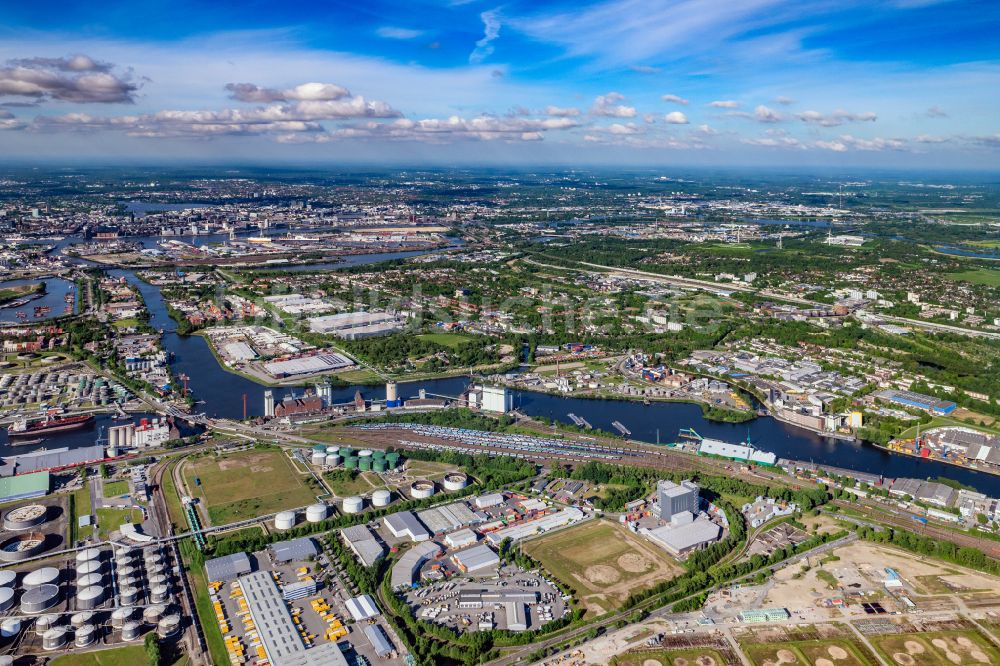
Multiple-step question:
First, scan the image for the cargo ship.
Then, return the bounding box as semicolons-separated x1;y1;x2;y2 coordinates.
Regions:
7;414;95;438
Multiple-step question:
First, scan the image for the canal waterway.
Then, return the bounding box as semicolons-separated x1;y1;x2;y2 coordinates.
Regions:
0;276;78;324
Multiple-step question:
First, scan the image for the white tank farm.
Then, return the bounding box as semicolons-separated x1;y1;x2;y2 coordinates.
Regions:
120;587;141;606
144;552;164;567
21;585;60;613
157;614;182;638
342;496;364;514
2;504;47;530
111;606;136;627
75;547;102;564
76;585;105;610
358;449;374;459
311;451;326;466
150;585;170;603
34;614;59;634
274;511;297;530
75;623;97;647
410;479;435;499
0;570;15;588
70;611;94;628
76;560;103;577
0;618;22;638
23;566;60;588
325;454;342;467
305;504;328;523
443;473;469;491
143;604;167;624
42;626;71;650
0;588;14;613
121;620;143;641
77;573;103;588
371;489;392;507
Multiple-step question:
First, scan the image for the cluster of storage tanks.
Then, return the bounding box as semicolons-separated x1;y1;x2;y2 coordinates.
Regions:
0;545;182;650
274;502;330;530
309;445;401;473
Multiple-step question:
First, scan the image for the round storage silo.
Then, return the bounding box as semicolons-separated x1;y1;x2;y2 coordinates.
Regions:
23;567;60;588
120;587;141;606
42;626;70;650
274;511;297;530
325;454;341;467
358;457;371;472
118;576;141;592
443;473;469;491
372;459;387;473
325;446;339;454
306;504;328;523
0;588;14;613
77;560;103;577
76;547;102;565
313;444;327;453
0;618;22;639
77;573;103;589
121;620;143;641
75;623;97;647
77;585;105;610
338;446;354;458
118;565;137;579
157;615;182;639
34;614;60;635
386;452;401;469
410;479;435;499
150;585;169;604
359;449;373;460
111;607;135;628
70;611;94;628
0;570;15;588
371;490;391;507
143;604;167;625
311;451;326;466
115;546;135;560
343;457;358;471
21;585;60;614
3;504;48;531
342;496;364;514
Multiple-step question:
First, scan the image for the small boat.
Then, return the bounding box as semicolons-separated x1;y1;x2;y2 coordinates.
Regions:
7;437;45;447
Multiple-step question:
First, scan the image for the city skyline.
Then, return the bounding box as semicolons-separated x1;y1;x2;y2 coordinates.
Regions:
1;0;999;167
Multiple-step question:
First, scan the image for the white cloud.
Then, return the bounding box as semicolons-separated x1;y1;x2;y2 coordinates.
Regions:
775;96;796;105
661;94;689;105
545;105;580;117
376;27;425;40
925;105;948;118
664;111;689;124
469;10;502;64
225;82;350;103
816;134;905;151
607;122;640;135
815;139;848;152
754;104;784;122
696;123;717;135
708;100;739;108
0;54;138;103
797;109;876;126
591;91;636;117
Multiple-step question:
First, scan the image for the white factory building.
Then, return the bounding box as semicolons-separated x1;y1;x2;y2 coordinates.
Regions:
383;511;431;542
451;544;500;574
307;311;404;339
697;438;777;466
642;519;721;558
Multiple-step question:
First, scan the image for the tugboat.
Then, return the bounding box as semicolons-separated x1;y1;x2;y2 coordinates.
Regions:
7;413;95;439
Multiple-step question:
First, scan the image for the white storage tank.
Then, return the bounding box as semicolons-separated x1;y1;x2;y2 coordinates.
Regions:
305;504;328;523
443;473;468;491
111;607;135;627
120;587;141;606
76;548;102;564
274;511;297;530
0;618;22;638
70;611;94;628
371;490;392;507
0;570;15;588
325;453;342;467
75;623;97;647
0;588;14;613
150;585;169;603
34;614;59;634
157;615;182;638
121;620;142;641
358;449;374;459
410;479;435;499
325;446;339;454
77;585;105;610
42;626;70;650
77;560;103;577
342;496;364;514
143;604;167;625
21;585;60;614
77;573;103;588
311;451;326;466
24;567;60;588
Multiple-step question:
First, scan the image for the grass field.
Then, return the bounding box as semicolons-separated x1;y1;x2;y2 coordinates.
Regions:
871;630;999;666
613;647;729;666
50;645;150;666
112;317;141;329
324;470;381;496
183;448;316;525
103;480;130;497
95;506;143;539
70;485;93;543
334;368;383;384
744;639;873;666
522;519;683;616
943;269;1000;287
417;332;473;348
898;417;1000;440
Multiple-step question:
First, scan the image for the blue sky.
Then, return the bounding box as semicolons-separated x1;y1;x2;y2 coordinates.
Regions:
0;0;998;167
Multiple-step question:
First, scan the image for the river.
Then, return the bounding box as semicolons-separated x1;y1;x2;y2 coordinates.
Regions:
0;276;78;324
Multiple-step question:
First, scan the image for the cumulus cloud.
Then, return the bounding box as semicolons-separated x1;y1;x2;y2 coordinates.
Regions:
225;82;350;103
696;123;717;135
925;105;948;118
915;134;949;143
545;105;580;117
591;92;636;117
0;54;138;103
280;114;581;144
376;26;425;40
661;94;689;105
607;122;641;135
775;96;796;105
797;109;876;126
754;105;784;123
469;9;501;64
664;111;689;124
0;109;25;130
708;100;739;108
815;134;905;151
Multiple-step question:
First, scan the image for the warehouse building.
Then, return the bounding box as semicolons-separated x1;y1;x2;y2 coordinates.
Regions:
874;389;956;415
417;501;479;534
205;552;253;582
345;594;381;622
445;528;478;549
384;511;431;542
364;624;394;659
341;525;385;567
270;537;319;563
485;507;585;545
262;352;354;379
452;544;500;574
739;608;790;623
643;519;721;558
307;311;404;339
0;471;49;502
390;541;441;589
698;438;777;466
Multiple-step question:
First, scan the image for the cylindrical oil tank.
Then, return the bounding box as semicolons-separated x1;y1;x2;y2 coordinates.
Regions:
118;565;137;579
144;551;163;566
115;546;135;559
410;479;435;499
78;573;103;589
3;504;47;530
121;620;142;641
372;448;386;459
76;547;102;564
24;566;60;588
313;444;326;453
325;454;341;467
0;618;22;638
147;563;166;577
372;459;387;473
371;489;391;507
21;585;60;613
358;449;373;459
443;473;469;491
118;577;141;592
157;615;182;638
143;604;166;625
120;587;141;606
338;446;354;457
386;452;401;468
274;511;296;530
325;445;339;454
75;623;97;647
34;614;59;634
0;588;14;613
76;560;103;577
386;381;398;404
305;504;328;523
149;575;170;591
343;457;358;470
342;496;364;514
76;585;105;610
311;451;326;466
150;585;169;603
358;457;372;472
70;611;94;628
111;606;135;627
0;570;15;588
42;626;70;650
